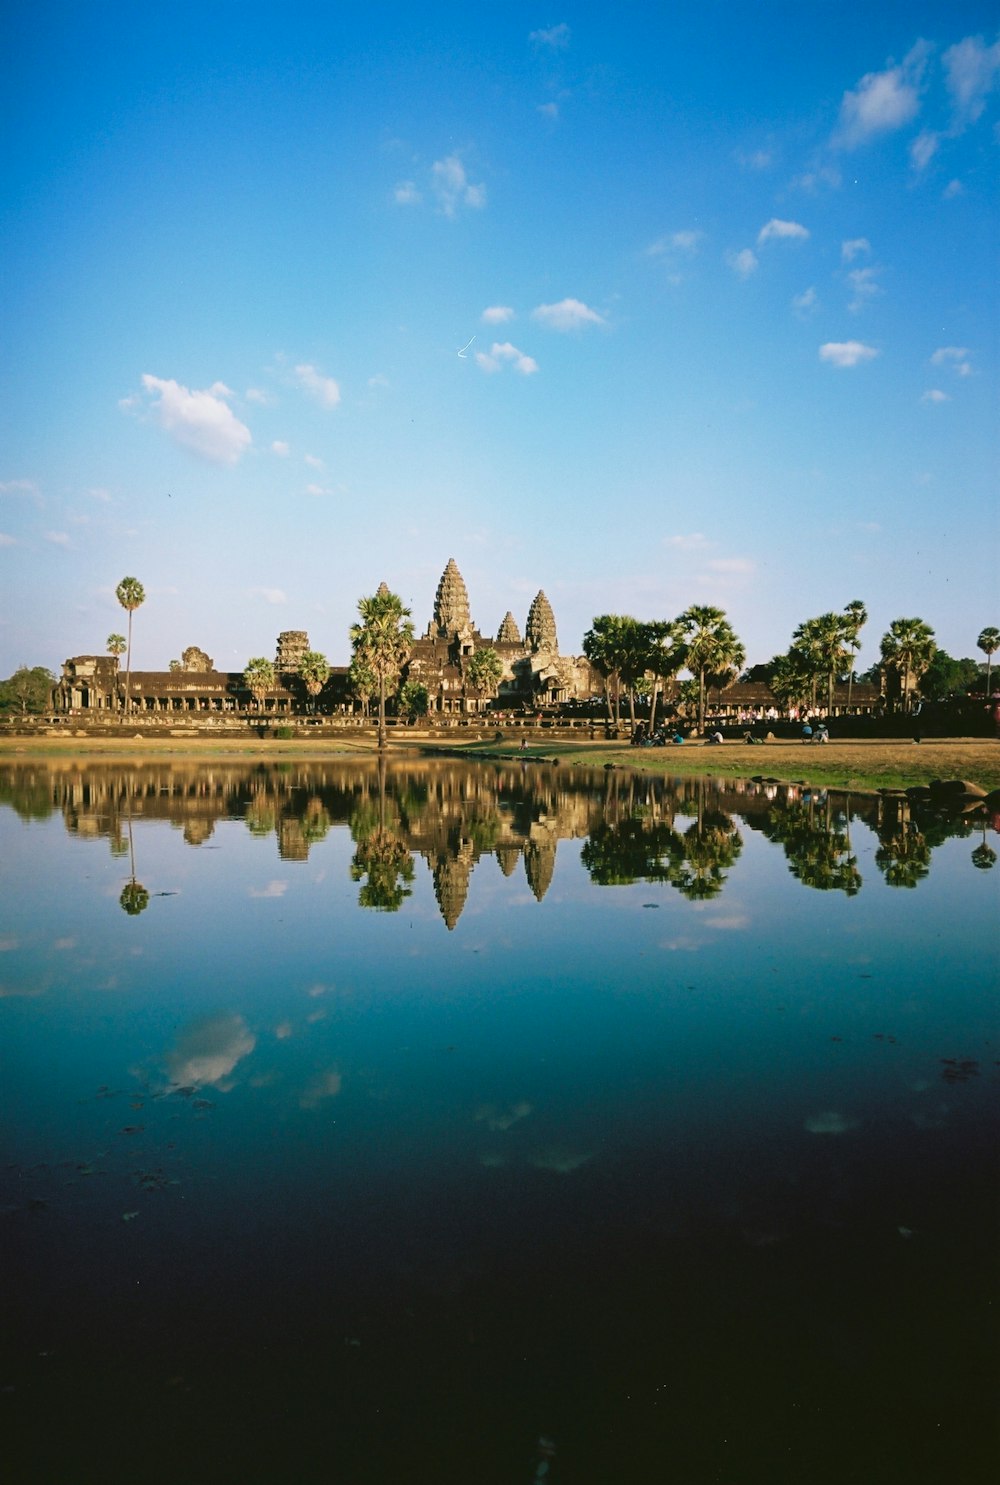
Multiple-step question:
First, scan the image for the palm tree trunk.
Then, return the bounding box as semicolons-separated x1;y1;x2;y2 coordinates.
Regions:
698;669;706;733
122;610;133;720
378;676;387;748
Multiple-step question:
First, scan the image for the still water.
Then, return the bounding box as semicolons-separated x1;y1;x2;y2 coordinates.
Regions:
2;760;997;1483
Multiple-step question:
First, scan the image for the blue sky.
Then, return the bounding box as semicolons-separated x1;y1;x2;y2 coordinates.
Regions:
2;1;997;678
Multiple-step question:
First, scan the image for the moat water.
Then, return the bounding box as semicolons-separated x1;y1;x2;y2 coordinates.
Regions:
2;760;997;1483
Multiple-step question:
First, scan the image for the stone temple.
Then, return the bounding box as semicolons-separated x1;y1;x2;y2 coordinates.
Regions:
54;559;598;718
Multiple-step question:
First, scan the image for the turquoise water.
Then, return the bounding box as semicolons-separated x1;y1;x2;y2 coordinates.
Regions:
2;762;997;1483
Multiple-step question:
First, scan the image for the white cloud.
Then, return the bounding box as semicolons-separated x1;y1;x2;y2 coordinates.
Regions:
294;363;341;408
0;532;17;547
537;102;559;120
531;297;605;331
728;248;758;278
944;34;1000;127
271;440;290;457
835;42;929;147
475;342;538;375
841;237;871;262
648;229;704;257
943;178;964;198
921;389;950;403
757;218;809;245
792;286;819;315
305;483;333;496
931;345;973;375
136;374;252;465
431;155;486;216
664;532;708;551
482;305;514;324
393;180;421;205
819;341;879;368
529;22;570;48
245;387;271;405
367;373;390;389
250;586;287;604
304;454;324;469
792;164;842;192
88;486;112;502
735;148;773;170
910;129;940;170
0;478;38;494
44;530;70;546
847;266;882;311
707;556;755;575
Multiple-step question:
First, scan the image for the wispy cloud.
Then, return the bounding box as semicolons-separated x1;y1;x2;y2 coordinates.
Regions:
475;342;538;375
735;147;773;170
834;42;929;147
245;387;271;405
431;155;486;216
819;341;879;368
294;363;341;408
393;180;421;205
305;483;333;496
532;298;605;331
792;286;819;316
707;556;755;575
909;129;940;170
482;305;514;324
757;218;809;245
44;530;70;546
537;101;559;120
931;345;972;375
728;248;758;278
921;388;950;403
0;478;39;494
847;265;882;311
648;229;704;256
943;178;964;199
841;237;871;262
249;586;287;604
131;375;252;465
304;454;324;470
664;532;708;551
0;533;15;547
944;34;1000;128
249;881;287;899
529;22;570;49
271;440;290;457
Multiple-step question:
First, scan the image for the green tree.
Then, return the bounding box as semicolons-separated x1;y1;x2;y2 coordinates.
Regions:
880;618;936;713
843;600;867;711
1;665;56;716
643;621;687;733
298;650;330;712
398;678;430;721
920;650;980;700
977;626;999;698
679;605;746;733
106;633;126;709
243;656;276;709
115;576;145;718
350;584;414;748
348;655;376;718
769;649;814;713
583;615;648;726
792;611;851;716
465;646;504;703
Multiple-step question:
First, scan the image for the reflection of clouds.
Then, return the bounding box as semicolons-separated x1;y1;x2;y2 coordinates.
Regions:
661;936;701;952
166;1013;256;1090
249;881;287;899
0;936;19;951
306;983;329;998
474;1100;532;1132
300;1068;342;1109
703;914;749;931
0;981;46;998
529;1147;594;1174
306;1009;326;1024
275;1022;293;1040
53;938;76;950
804;1111;858;1135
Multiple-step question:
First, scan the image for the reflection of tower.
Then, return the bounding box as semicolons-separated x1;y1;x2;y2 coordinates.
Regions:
524;833;556;901
432;843;474;930
495;840;522;878
278;817;310;861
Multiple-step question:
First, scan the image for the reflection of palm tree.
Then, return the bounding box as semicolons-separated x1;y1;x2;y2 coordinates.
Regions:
120;785;149;914
971;819;996;871
762;795;861;895
671;811;743;900
875;820;931;889
581;817;684;885
350;756;415;910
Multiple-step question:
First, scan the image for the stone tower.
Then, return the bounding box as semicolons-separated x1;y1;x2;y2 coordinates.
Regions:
432;559;471;638
496;611;522;645
275;631;309;670
525;591;558;654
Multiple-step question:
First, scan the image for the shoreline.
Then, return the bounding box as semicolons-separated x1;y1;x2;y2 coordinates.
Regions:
1;732;998;797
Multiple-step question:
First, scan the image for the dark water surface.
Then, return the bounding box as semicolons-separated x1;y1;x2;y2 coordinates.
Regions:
2;760;997;1483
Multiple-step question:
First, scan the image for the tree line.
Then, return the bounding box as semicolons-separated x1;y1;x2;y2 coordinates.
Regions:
2;574;998;725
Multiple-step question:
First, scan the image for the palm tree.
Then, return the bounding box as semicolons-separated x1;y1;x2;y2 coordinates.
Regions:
679;605;746;733
243;656;276;710
843;600;867;712
792;611;851;717
643;620;686;735
977;626;1000;698
583;615;633;727
770;649;815;714
879;618;936;713
115;577;145;719
347;655;376;718
106;633;126;712
465;646;504;707
297;650;330;712
350;584;414;748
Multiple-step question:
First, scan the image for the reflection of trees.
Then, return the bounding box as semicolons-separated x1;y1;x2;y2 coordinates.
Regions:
581;817;685;884
873;797;930;889
670;809;743;900
349;756;415;911
120;785;149;915
972;820;997;871
761;795;861;895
